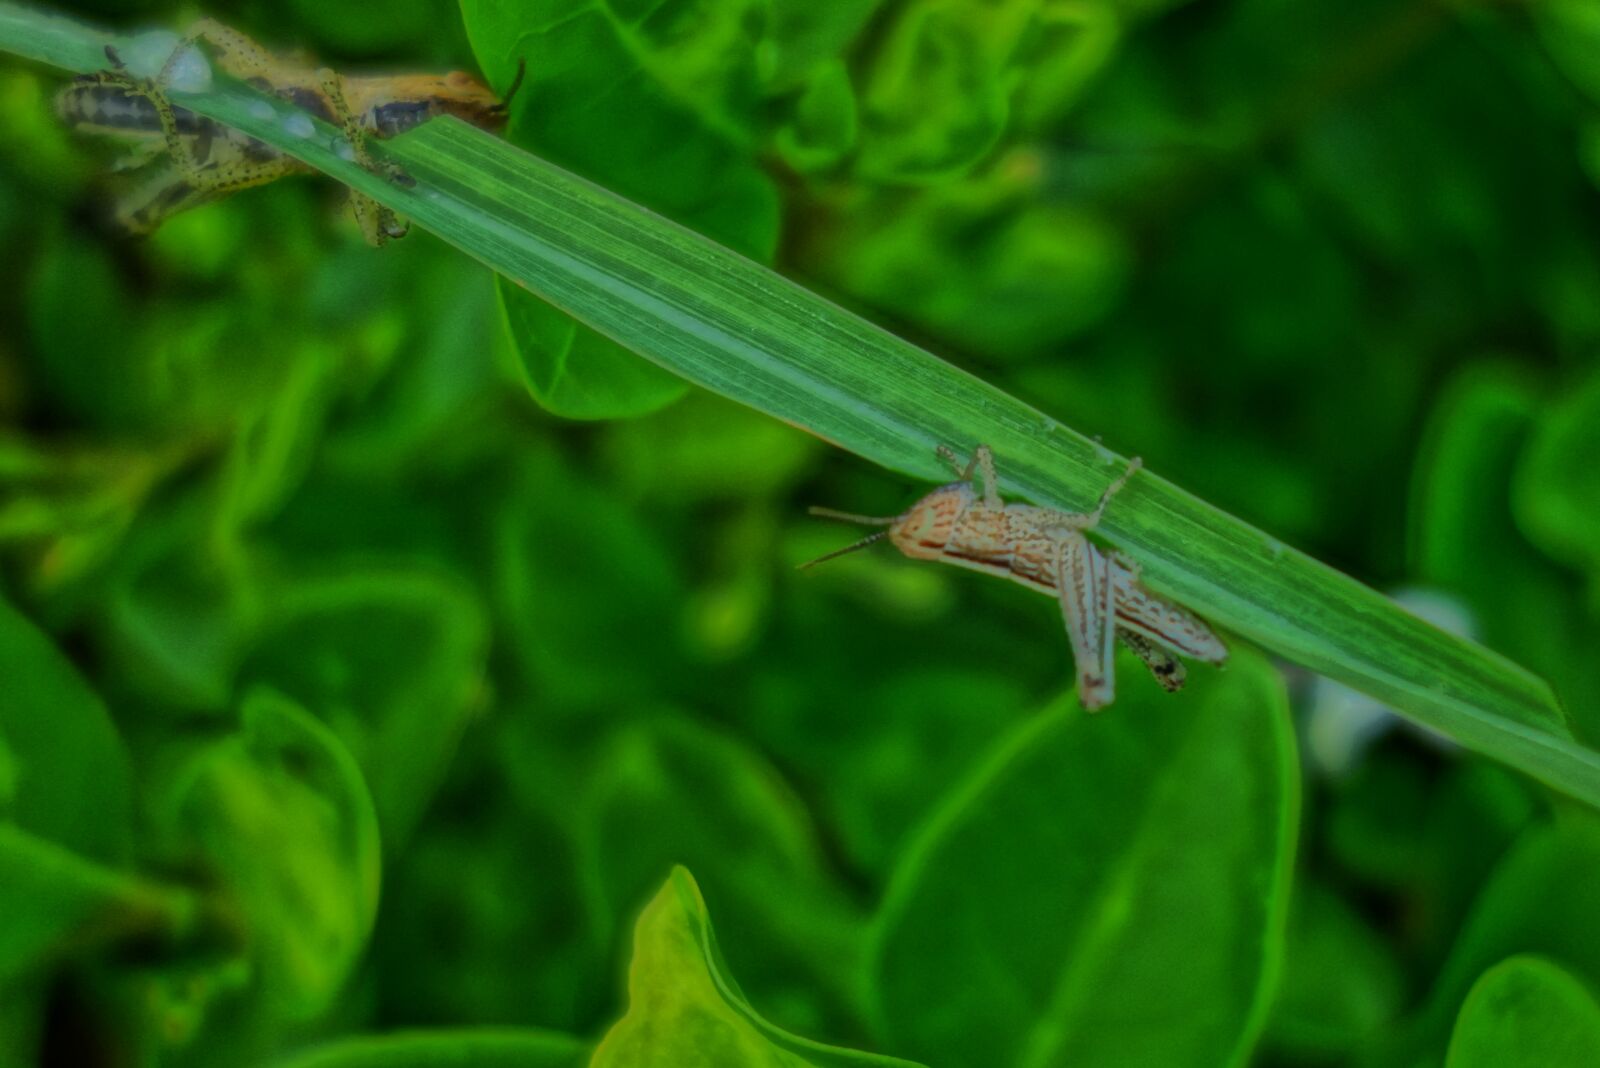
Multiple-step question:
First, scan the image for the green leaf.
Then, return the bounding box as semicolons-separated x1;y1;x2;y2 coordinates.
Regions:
158;689;381;1021
1265;882;1406;1060
855;0;1033;182
462;0;766;152
0;986;42;1067
23;230;147;430
372;795;607;1035
1;5;1593;810
801;178;1130;361
324;254;505;469
574;714;864;1029
756;663;1034;877
1533;0;1600;107
1515;366;1600;581
272;1028;589;1068
286;0;442;57
772;60;858;173
241;562;490;842
461;0;774;419
1009;3;1122;131
868;648;1297;1068
1379;818;1600;1065
102;512;261;712
0;823;192;988
497;277;688;420
0;594;132;861
1324;757;1536;971
1446;957;1600;1068
590;867;924;1068
596;390;816;502
493;447;686;707
758;0;881;92
214;346;334;530
1411;362;1600;739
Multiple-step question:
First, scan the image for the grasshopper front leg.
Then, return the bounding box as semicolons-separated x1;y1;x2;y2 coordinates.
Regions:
316;67;410;245
935;443;1001;507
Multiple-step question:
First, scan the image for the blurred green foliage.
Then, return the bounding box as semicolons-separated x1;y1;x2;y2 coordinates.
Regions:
2;0;1600;1066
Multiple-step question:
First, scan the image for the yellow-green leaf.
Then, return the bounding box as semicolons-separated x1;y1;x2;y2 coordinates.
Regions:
591;867;924;1068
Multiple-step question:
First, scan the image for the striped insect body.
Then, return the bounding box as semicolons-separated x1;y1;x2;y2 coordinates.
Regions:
805;444;1227;710
56;19;521;245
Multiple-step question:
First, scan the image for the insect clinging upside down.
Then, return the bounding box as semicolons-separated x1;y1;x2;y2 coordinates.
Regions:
56;18;523;245
802;445;1228;711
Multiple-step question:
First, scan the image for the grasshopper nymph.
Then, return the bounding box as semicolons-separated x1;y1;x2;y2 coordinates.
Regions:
803;445;1227;710
57;19;521;244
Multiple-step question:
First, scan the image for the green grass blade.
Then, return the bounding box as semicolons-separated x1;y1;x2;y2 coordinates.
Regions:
3;3;1597;806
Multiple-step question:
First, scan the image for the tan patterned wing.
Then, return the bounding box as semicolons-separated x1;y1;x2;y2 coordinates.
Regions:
1110;557;1228;664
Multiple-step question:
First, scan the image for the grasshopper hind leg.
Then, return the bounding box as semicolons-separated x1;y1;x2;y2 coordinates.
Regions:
112;154;300;235
1054;530;1117;711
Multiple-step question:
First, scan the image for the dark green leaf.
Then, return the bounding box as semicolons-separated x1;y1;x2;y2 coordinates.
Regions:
596;390;816;502
271;1028;588;1068
0;823;192;988
493;446;685;707
1533;0;1600;106
869;648;1297;1068
0;594;131;861
372;788;607;1034
1411;362;1600;739
1515;366;1600;580
1265;882;1406;1059
801;178;1130;361
102;515;261;712
242;562;490;842
1376;818;1600;1065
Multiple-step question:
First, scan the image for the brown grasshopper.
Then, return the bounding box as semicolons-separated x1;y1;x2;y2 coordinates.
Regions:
803;444;1227;710
56;19;521;244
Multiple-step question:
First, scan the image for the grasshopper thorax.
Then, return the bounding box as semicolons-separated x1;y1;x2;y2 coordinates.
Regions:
889;482;975;561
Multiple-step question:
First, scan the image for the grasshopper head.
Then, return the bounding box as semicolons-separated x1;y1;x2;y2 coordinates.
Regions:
887;483;974;561
433;70;510;129
802;481;973;570
364;66;520;137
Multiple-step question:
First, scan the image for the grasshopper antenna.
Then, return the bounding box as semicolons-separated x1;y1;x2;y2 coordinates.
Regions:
808;507;901;525
798;506;901;570
492;57;527;114
798;530;888;571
